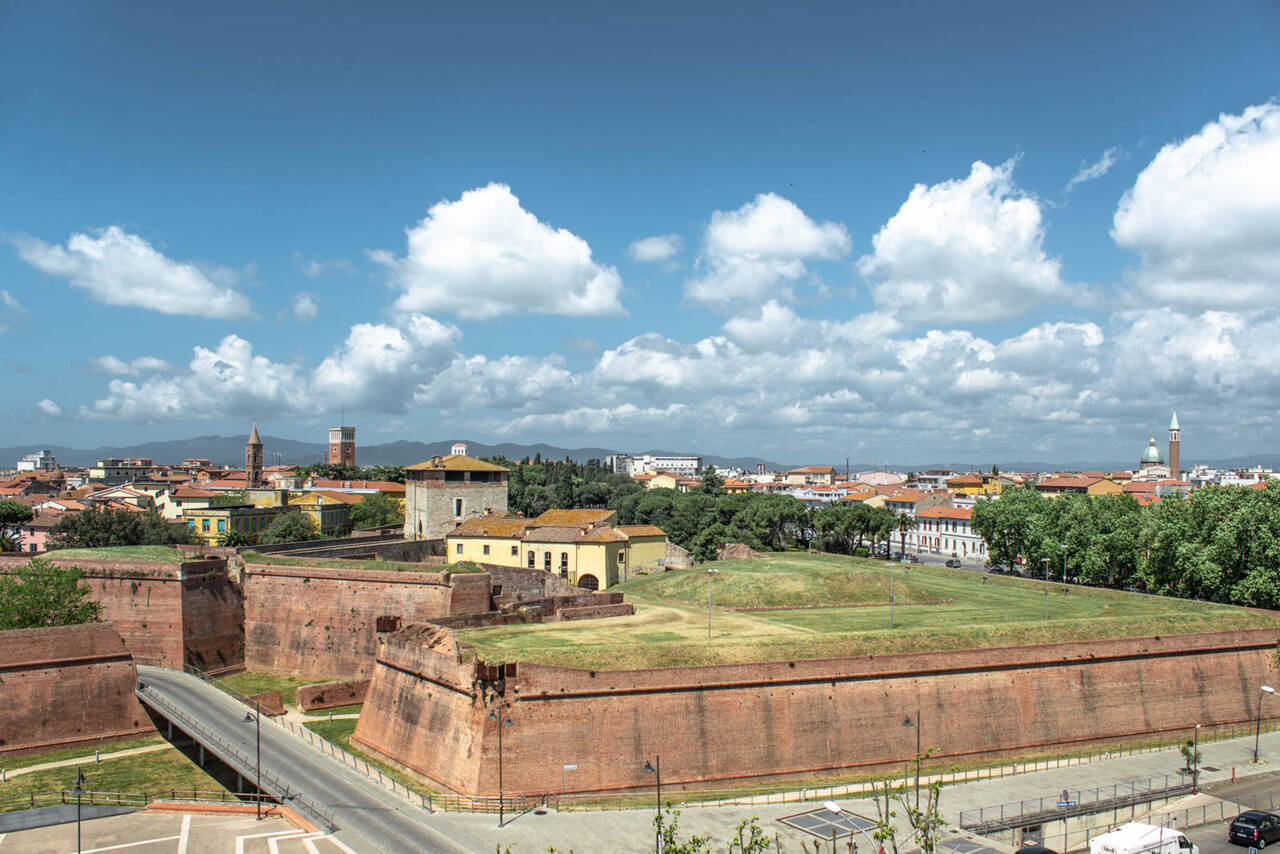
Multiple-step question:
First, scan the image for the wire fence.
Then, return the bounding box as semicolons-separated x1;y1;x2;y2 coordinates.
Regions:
0;788;267;814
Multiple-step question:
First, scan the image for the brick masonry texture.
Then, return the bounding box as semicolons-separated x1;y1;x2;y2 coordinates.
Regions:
295;680;370;710
242;564;491;680
352;626;1280;796
0;556;244;672
0;622;154;757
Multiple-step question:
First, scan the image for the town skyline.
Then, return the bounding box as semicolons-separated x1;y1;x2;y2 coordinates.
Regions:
4;3;1279;462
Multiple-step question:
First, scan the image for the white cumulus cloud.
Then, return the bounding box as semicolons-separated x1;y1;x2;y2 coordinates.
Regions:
292;292;319;323
87;355;175;376
310;314;460;412
1113;102;1280;310
14;226;253;320
376;183;625;320
685;193;851;307
627;234;683;263
37;399;62;417
858;160;1068;323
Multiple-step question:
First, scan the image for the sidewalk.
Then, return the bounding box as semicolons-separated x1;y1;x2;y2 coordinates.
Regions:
415;729;1280;853
0;743;170;780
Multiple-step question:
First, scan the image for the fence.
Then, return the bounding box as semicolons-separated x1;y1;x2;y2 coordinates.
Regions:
959;773;1193;831
1052;787;1277;852
0;788;267;814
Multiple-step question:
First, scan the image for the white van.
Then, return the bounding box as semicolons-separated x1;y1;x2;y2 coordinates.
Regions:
1090;823;1199;854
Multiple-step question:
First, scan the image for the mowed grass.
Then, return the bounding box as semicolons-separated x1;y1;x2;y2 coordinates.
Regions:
43;545;185;563
0;736;165;773
218;671;338;703
241;552;441;573
0;746;228;809
457;553;1280;670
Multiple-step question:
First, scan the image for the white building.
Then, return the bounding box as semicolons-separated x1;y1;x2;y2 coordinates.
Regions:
16;449;57;472
906;506;988;560
623;454;702;477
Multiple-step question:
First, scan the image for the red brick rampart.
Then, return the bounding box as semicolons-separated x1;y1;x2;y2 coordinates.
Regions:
0;622;154;756
0;556;243;672
242;564;491;680
353;626;1280;796
296;679;370;711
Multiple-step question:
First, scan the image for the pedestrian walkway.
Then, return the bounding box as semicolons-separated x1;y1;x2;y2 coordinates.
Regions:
413;729;1280;854
0;743;170;780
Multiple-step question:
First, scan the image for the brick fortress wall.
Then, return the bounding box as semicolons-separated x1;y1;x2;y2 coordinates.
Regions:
242;563;491;680
0;622;154;756
353;627;1280;796
0;556;243;672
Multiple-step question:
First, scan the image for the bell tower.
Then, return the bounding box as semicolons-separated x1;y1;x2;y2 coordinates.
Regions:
1169;412;1181;480
246;423;264;489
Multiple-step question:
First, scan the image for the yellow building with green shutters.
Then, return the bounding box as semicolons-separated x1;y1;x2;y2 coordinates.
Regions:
183;505;284;545
445;509;669;591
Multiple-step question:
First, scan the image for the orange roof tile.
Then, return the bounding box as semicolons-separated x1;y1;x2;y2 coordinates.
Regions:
917;506;972;520
532;509;616;527
616;524;667;537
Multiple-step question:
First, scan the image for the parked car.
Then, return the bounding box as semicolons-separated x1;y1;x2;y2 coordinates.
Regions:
1229;811;1280;847
945;558;961;568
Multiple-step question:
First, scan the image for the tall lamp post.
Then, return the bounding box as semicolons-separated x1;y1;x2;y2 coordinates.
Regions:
706;567;719;639
1192;723;1201;793
1060;543;1068;584
1253;685;1276;762
1040;556;1050;621
72;766;86;854
244;702;262;819
902;711;921;811
642;756;662;853
488;710;514;826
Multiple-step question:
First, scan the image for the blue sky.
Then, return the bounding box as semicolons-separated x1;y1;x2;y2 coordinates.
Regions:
3;1;1279;465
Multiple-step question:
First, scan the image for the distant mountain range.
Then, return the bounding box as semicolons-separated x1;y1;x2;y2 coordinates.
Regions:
3;436;1277;475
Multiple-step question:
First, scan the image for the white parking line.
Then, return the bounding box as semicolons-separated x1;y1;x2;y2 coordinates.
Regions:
177;815;191;854
267;831;311;854
235;829;306;854
73;834;180;853
320;836;358;853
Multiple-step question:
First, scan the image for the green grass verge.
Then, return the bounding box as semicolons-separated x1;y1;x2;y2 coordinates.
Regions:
0;746;227;810
241;551;441;573
457;553;1280;670
302;720;437;796
302;704;362;717
218;671;337;703
0;736;165;773
43;546;185;563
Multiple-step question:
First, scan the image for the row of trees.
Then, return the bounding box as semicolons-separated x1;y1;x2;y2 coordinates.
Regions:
496;456;644;518
970;483;1280;608
293;462;407;484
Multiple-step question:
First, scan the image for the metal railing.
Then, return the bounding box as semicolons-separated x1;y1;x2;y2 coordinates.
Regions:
960;773;1193;832
1050;787;1277;852
135;675;336;831
0;788;269;814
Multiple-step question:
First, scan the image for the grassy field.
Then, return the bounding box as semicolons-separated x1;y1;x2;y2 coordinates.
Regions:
43;545;185;563
218;671;338;703
302;704;362;717
0;736;165;773
457;553;1280;670
0;746;227;808
240;551;440;572
302;719;437;796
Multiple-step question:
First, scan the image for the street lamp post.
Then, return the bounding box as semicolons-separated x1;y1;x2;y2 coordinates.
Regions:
244;702;261;819
72;766;86;854
1041;557;1050;621
706;567;719;639
487;710;514;826
1060;544;1068;584
1254;685;1276;762
1193;723;1201;793
643;756;662;853
889;565;895;629
902;711;921;811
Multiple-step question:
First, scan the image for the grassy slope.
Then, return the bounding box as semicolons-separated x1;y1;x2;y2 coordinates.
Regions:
0;736;165;773
0;747;228;808
457;553;1280;670
218;671;338;702
43;546;185;563
302;719;438;796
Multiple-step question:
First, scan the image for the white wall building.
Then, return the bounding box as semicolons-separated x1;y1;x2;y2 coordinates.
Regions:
625;454;702;477
906;506;989;559
16;449;57;472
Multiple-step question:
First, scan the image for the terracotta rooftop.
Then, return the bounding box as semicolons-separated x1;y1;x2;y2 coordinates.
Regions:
947;474;984;486
309;479;406;494
170;486;218;499
616;524;667;537
405;454;510;473
917;506;973;520
787;465;836;474
883;490;933;504
1036;476;1105;489
522;525;587;544
531;508;616;527
451;514;533;538
574;527;629;544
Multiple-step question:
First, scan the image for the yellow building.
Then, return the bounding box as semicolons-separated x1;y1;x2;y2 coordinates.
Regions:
286;491;353;536
445;509;669;590
183;505;284;545
1034;476;1124;498
946;474;1002;497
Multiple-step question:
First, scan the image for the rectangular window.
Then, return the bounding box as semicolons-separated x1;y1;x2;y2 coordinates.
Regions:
511;545;518;556
528;550;535;568
202;519;210;532
456;543;463;554
454;498;464;517
560;552;568;569
544;552;552;571
218;520;226;532
483;544;490;555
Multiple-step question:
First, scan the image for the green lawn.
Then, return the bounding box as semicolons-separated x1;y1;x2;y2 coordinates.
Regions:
0;736;165;773
241;552;443;573
218;671;338;704
302;719;437;796
302;704;363;717
0;746;227;809
456;553;1280;670
43;546;186;563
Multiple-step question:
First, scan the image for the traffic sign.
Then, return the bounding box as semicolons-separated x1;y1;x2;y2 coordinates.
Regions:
1057;800;1077;808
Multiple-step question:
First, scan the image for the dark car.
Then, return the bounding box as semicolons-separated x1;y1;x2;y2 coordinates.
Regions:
945;558;961;568
1230;811;1280;847
1018;846;1059;854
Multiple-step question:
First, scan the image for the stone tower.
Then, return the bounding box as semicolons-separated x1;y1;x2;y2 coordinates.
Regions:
246;423;264;489
403;454;509;541
327;425;356;467
1169;412;1181;481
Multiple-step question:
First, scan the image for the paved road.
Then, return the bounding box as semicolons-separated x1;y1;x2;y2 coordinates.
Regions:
137;666;466;854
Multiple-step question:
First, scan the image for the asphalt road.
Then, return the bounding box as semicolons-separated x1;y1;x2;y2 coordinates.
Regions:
1178;775;1280;854
137;665;467;854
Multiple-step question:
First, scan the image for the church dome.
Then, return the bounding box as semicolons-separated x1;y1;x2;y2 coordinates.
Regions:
1140;435;1163;465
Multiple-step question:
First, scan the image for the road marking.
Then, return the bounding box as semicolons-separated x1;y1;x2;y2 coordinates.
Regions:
267;831;311;854
235;829;307;854
73;835;180;853
0;832;6;847
319;836;358;853
176;815;191;854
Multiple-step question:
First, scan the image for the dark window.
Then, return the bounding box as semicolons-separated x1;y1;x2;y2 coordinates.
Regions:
483;544;490;555
454;498;464;517
511;545;518;556
527;550;535;568
544;552;552;570
560;552;568;569
455;543;462;554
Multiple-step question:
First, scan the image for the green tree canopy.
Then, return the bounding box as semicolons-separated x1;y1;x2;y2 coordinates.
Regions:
0;499;35;552
260;510;321;544
48;506;198;549
349;492;404;529
0;558;103;630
